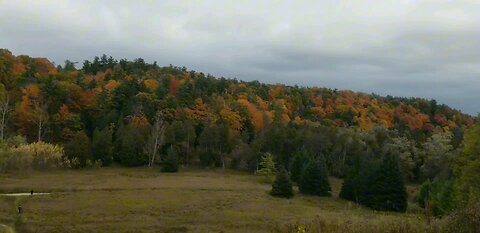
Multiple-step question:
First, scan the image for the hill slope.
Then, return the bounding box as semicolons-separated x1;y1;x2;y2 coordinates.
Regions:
0;49;474;182
0;49;473;142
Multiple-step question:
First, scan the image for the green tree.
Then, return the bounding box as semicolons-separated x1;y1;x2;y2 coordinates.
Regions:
63;60;76;71
420;132;455;181
257;152;276;177
299;158;331;196
92;127;113;166
454;122;480;206
271;166;294;198
198;123;234;168
339;155;362;202
165;120;196;164
161;146;179;173
64;130;92;168
360;154;408;212
418;179;455;216
387;136;418;182
289;148;310;183
115;123;149;167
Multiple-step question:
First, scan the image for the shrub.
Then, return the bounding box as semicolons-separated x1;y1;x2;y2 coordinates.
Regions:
229;143;255;170
0;142;67;172
444;201;480;233
0;148;31;172
199;150;222;168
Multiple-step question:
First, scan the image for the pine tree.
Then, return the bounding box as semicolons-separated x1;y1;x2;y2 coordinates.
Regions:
339;155;362;202
290;148;310;183
360;154;408;212
92;127;113;166
299;158;331;196
64;130;92;168
339;174;356;201
271;166;294;198
257;152;276;176
161;146;179;172
115;124;149;167
418;179;455;216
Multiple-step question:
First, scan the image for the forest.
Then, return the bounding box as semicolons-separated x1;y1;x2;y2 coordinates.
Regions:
1;49;480;232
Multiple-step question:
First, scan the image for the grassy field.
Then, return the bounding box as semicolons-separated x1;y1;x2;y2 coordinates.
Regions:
0;167;426;233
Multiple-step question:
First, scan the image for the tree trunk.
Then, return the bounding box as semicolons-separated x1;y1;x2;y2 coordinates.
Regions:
147;114;165;167
37;118;43;142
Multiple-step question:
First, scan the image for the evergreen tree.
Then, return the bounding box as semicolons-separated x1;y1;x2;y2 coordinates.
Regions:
115;124;149;167
64;130;92;168
299;157;331;196
271;166;294;198
417;179;455;216
92;127;113;166
339;170;358;202
360;154;408;212
289;148;310;183
339;155;362;202
161;146;179;172
257;152;276;176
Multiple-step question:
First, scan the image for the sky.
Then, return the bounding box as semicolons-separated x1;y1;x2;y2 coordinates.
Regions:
0;0;479;115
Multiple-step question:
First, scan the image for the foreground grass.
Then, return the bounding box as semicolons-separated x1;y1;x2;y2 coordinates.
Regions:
0;167;427;233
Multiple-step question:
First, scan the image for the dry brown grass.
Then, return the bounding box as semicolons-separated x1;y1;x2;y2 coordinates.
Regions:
0;167;427;233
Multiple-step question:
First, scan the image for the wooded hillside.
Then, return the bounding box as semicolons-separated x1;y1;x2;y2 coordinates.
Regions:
0;49;474;182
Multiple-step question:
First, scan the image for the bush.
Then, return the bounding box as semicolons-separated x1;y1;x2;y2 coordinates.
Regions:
161;147;179;173
444;201;480;233
299;158;331;196
229;143;255;170
199;150;222;168
4;135;27;147
0;142;67;172
0;148;31;172
272;217;443;233
271;167;294;198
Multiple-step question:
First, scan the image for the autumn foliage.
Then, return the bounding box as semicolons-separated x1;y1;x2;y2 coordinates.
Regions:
0;49;474;168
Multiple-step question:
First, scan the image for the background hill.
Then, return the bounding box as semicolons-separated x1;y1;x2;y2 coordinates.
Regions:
0;49;475;181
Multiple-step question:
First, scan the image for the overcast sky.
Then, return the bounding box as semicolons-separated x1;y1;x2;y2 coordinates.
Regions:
1;1;479;115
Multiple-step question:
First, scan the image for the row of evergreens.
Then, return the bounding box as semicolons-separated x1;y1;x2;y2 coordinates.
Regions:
270;151;407;213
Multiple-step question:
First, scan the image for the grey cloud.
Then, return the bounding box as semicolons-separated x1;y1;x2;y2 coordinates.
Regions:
0;0;479;115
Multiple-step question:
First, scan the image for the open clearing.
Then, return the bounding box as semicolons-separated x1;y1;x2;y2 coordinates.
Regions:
0;168;423;233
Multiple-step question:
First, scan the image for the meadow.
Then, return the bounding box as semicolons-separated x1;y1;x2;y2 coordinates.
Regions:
0;168;429;233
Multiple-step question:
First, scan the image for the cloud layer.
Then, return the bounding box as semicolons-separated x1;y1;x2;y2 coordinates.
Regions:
1;0;479;114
